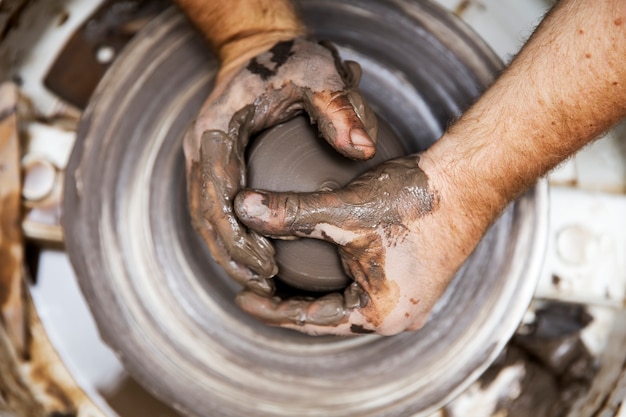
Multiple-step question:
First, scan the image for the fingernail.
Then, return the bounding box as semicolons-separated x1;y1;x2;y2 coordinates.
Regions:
350;129;375;159
248;278;275;296
307;293;347;325
237;192;270;221
349;128;374;147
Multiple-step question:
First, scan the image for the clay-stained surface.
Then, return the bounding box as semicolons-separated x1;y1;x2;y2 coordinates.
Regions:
0;82;105;417
22;300;106;417
0;296;107;417
0;82;26;357
441;303;598;417
0;0;32;79
0;318;45;417
487;304;596;417
44;0;169;109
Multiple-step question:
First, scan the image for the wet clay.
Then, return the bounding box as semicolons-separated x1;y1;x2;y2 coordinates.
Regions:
247;115;405;291
183;37;380;294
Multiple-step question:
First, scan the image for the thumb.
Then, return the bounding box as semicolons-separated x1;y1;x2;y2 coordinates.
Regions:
307;45;377;160
234;189;358;244
303;54;378;161
305;87;378;161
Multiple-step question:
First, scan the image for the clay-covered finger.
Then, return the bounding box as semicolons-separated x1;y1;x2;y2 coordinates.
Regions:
235;291;349;327
186;129;279;288
202;131;278;274
187;187;276;294
214;217;278;275
234;189;362;244
235;284;386;336
187;199;276;295
304;88;378;161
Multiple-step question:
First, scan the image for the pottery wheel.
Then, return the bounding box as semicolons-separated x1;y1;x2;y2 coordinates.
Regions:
63;2;548;417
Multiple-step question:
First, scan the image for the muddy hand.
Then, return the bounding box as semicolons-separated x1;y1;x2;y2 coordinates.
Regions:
184;38;378;296
234;155;462;336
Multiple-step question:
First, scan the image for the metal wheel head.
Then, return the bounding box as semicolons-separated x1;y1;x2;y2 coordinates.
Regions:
63;2;548;416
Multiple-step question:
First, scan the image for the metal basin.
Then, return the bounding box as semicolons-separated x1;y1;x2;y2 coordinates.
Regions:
63;1;548;416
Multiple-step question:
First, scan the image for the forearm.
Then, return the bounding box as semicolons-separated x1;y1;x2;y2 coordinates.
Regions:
423;0;626;236
173;0;306;67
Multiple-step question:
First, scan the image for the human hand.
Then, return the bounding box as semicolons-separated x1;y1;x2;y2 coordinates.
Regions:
184;37;378;296
233;154;489;335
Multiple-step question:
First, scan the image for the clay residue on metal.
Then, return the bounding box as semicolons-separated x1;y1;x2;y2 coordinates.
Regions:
0;0;32;47
445;303;597;417
0;300;108;417
0;82;25;356
43;0;170;108
0;194;21;306
0;321;46;417
0;82;100;416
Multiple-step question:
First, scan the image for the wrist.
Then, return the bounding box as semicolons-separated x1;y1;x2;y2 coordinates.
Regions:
219;28;306;76
174;0;307;72
419;135;508;241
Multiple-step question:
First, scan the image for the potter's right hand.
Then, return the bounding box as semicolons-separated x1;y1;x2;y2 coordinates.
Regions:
234;154;492;335
183;37;378;296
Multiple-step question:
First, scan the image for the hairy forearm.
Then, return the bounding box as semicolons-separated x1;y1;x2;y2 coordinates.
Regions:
424;0;626;236
173;0;306;67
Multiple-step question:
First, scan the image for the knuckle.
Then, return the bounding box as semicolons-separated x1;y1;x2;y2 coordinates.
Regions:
326;91;351;111
280;194;300;230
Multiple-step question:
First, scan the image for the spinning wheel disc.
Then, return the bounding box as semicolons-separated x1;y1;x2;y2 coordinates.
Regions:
63;2;548;416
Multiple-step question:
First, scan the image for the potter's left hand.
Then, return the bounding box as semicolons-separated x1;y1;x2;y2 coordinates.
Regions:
234;154;489;336
183;37;378;297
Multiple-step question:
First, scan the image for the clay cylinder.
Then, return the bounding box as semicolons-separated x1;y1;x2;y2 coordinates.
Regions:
246;115;405;292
